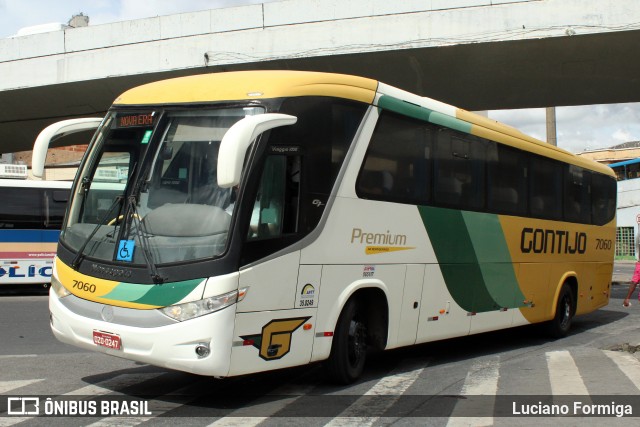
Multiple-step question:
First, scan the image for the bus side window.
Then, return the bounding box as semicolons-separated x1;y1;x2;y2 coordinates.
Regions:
487;144;527;215
0;188;42;229
530;157;562;220
44;189;71;229
433;130;486;210
564;165;591;224
357;110;433;205
591;172;616;225
247;155;300;240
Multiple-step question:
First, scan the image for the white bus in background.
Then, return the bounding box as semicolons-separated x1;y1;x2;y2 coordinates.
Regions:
0;118;101;286
0;165;71;285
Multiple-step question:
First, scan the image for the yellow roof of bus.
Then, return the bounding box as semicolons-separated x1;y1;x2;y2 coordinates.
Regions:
113;70;613;177
114;70;378;106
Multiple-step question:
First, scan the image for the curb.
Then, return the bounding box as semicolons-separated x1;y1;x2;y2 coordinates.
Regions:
612;281;629;286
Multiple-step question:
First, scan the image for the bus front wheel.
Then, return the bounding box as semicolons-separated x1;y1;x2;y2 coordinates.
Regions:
326;298;368;384
545;283;574;338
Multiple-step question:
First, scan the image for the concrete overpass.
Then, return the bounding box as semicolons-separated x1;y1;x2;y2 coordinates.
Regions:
1;0;639;153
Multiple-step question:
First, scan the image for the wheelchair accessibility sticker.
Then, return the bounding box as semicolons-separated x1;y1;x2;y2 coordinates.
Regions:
116;240;135;262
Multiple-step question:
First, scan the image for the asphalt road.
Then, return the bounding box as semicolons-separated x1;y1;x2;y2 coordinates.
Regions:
613;260;637;285
0;277;639;426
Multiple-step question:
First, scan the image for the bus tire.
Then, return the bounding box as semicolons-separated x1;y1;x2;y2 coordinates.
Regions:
545;283;574;338
326;298;367;384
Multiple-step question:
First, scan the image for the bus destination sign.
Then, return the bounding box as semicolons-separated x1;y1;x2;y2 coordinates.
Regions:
117;113;155;128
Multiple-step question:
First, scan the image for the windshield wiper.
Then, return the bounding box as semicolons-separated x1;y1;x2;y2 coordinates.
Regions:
71;195;124;270
125;196;166;284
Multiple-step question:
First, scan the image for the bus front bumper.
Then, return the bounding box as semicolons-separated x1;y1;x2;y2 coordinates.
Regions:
49;289;235;377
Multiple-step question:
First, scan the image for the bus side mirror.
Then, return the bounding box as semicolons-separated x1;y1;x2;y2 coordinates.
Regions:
217;114;297;188
32;118;103;179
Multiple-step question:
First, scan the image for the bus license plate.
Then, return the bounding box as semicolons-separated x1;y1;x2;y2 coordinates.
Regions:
93;331;121;350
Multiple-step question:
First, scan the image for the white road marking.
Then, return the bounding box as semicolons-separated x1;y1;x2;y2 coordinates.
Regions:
0;379;43;394
546;350;588;395
325;365;426;427
207;383;316;427
604;349;640;389
446;357;499;427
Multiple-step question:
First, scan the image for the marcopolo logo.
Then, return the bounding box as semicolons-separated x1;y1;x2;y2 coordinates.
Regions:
91;263;132;279
350;227;415;255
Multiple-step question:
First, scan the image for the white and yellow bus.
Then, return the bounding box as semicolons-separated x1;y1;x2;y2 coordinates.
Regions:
49;71;616;383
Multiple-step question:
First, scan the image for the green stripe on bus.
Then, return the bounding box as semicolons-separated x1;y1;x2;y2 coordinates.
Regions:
418;206;497;312
103;278;204;307
418;206;525;312
102;282;151;301
133;278;203;307
378;95;430;122
428;111;472;134
461;211;526;308
377;95;472;134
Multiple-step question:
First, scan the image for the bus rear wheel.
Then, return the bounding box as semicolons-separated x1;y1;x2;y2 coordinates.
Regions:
545;283;574;338
326;298;367;384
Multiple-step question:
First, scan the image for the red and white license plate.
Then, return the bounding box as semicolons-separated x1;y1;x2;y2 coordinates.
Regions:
93;330;121;350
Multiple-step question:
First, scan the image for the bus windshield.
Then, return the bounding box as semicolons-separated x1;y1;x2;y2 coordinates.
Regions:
61;107;263;266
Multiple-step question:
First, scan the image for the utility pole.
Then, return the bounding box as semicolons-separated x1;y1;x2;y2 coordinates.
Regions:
546;107;557;146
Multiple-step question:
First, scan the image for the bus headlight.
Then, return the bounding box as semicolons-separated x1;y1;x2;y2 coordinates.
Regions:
51;275;71;299
160;288;247;322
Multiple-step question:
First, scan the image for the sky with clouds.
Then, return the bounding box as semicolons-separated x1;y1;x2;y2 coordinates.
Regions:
1;0;639;154
0;0;271;36
490;103;640;154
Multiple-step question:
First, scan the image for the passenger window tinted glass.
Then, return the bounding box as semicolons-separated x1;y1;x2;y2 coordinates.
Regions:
0;188;42;229
358;111;433;204
591;172;616;225
530;157;562;220
360;107;611;226
564;165;591;223
45;189;70;229
434;130;486;210
487;144;527;215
